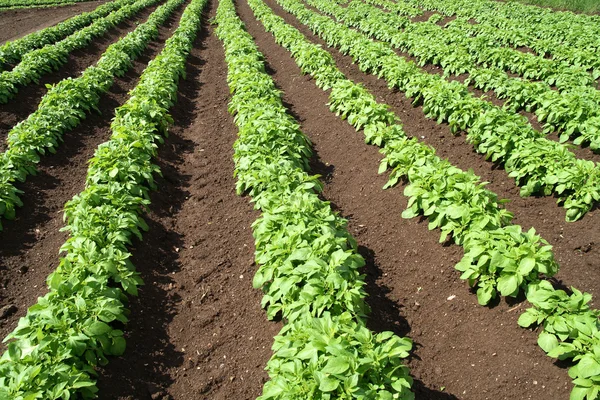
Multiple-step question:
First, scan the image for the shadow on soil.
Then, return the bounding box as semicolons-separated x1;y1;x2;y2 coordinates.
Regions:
310;147;457;400
95;13;209;398
412;379;460;400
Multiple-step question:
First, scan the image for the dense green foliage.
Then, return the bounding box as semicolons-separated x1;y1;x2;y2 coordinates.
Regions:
0;0;134;69
254;0;600;397
255;0;552;321
402;0;600;56
321;0;600;152
215;0;414;398
361;1;595;89
0;0;206;397
274;0;600;222
1;0;598;398
0;0;95;10
0;0;181;231
0;0;161;104
513;0;600;14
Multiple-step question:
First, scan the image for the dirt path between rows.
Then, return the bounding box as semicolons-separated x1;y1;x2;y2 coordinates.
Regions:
96;1;279;398
0;0;165;144
0;0;187;343
257;0;600;299
233;0;590;398
0;0;110;44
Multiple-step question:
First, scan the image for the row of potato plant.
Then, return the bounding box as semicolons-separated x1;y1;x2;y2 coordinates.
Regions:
275;0;600;222
0;0;135;70
258;0;547;321
214;0;414;398
309;0;600;152
0;0;97;8
0;0;185;230
0;0;205;397
254;0;600;398
382;5;596;91
401;0;600;54
360;0;422;17
379;0;600;78
360;0;423;17
0;0;162;104
441;14;600;76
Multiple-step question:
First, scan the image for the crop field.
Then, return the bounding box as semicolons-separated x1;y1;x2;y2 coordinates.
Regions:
0;0;599;399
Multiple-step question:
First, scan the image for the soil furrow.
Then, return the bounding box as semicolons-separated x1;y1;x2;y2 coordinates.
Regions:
0;0;189;343
0;0;596;399
233;0;581;398
0;0;166;144
259;0;600;300
0;0;110;44
302;0;600;164
95;1;278;398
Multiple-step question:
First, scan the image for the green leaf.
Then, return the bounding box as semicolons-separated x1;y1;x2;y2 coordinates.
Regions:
322;357;350;375
71;380;96;389
48;272;63;290
517;257;536;276
497;274;519;297
111;336;127;355
538;331;559;353
569;386;588;400
85;321;112;336
319;375;339;392
576;355;600;379
477;284;494;305
261;381;285;399
296;345;318;360
517;309;538;328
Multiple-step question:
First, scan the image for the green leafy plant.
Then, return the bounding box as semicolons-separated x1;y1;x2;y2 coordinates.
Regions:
215;1;414;398
251;0;600;397
0;0;135;69
0;0;207;397
282;0;600;222
0;0;163;104
401;0;600;75
262;312;412;399
0;0;186;230
519;281;600;399
0;0;98;10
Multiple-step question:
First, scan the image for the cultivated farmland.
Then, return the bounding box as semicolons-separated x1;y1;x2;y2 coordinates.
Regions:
0;0;599;399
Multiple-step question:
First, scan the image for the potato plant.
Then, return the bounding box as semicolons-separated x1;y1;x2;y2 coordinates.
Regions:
215;1;414;398
0;0;207;397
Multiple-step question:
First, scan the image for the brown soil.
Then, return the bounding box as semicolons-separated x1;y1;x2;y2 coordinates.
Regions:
0;1;165;147
320;3;600;165
0;0;187;342
411;9;437;22
440;15;457;25
0;0;599;399
232;0;600;398
95;1;279;398
295;0;600;268
0;1;110;44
